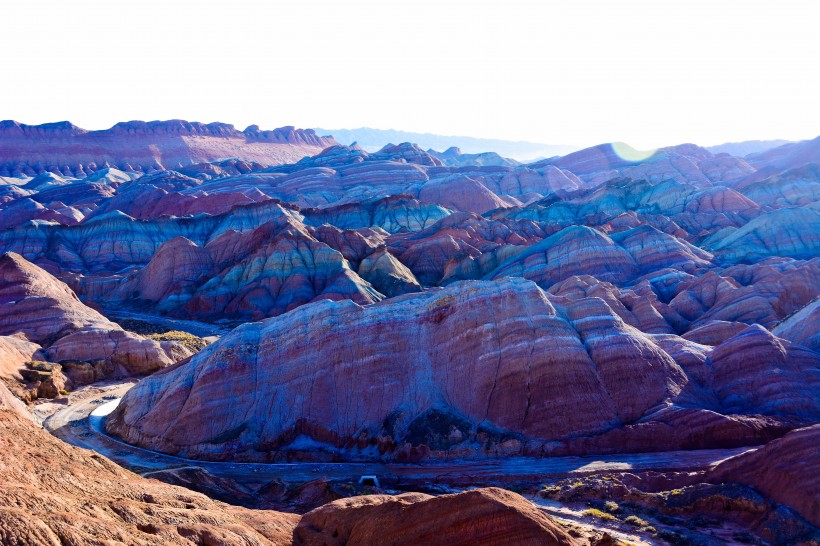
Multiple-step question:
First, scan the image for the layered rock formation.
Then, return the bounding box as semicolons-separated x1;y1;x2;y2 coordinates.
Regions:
773;297;820;351
0;252;112;344
4;124;819;544
0;335;43;398
90;217;385;321
107;278;819;461
1;135;816;325
0;252;190;390
0;120;336;177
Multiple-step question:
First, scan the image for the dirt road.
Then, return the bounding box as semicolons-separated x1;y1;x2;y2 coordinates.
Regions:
43;380;757;487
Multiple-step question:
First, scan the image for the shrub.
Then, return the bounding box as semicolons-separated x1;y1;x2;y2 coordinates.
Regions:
604;501;620;513
623;515;655;531
583;508;617;522
26;360;59;372
146;331;209;352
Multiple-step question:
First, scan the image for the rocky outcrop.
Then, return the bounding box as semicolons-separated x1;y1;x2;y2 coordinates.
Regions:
107;219;384;322
107;278;815;461
84;169;276;221
709;325;820;419
668;258;820;330
773;297;820;351
709;424;820;527
0;119;336;177
388;212;547;285
738;163;820;207
0;252;112;344
303;195;452;233
0;335;44;397
705;207;820;262
496;165;581;201
182;229;382;321
357;247;421;297
370;142;444;166
487;226;641;287
0;253;189;385
293;488;578;546
418;174;512;214
0;199;308;273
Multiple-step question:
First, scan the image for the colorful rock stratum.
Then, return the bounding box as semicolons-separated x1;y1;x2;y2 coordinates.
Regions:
1;121;818;545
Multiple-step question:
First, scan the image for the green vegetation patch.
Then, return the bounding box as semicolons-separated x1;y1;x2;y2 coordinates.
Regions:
583;508;618;522
146;330;209;352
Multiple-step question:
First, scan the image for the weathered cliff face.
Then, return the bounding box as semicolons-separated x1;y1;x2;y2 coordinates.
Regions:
773;297;820;351
107;277;819;462
0;120;336;177
0;335;44;399
709;424;820;527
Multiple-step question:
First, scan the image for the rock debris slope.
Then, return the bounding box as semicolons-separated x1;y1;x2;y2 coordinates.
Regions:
0;382;299;545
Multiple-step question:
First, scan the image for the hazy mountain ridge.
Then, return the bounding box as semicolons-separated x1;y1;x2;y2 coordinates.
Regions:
314;127;578;160
707;139;792;157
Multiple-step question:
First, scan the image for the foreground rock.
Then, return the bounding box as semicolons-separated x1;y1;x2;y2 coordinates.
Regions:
0;382;298;545
294;487;579;546
108;278;818;461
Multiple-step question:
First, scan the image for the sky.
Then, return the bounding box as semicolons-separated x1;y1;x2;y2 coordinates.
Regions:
2;0;819;149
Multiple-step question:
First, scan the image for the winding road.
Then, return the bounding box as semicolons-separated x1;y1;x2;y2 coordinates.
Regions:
102;308;231;338
43;380;757;487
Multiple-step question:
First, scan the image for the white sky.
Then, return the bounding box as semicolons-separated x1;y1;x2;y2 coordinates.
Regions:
2;0;818;149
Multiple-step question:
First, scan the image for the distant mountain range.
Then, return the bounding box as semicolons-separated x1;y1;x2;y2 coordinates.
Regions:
0;120;335;178
313;127;579;161
706;139;792;157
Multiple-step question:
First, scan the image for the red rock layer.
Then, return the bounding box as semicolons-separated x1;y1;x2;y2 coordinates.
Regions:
294;488;579;546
